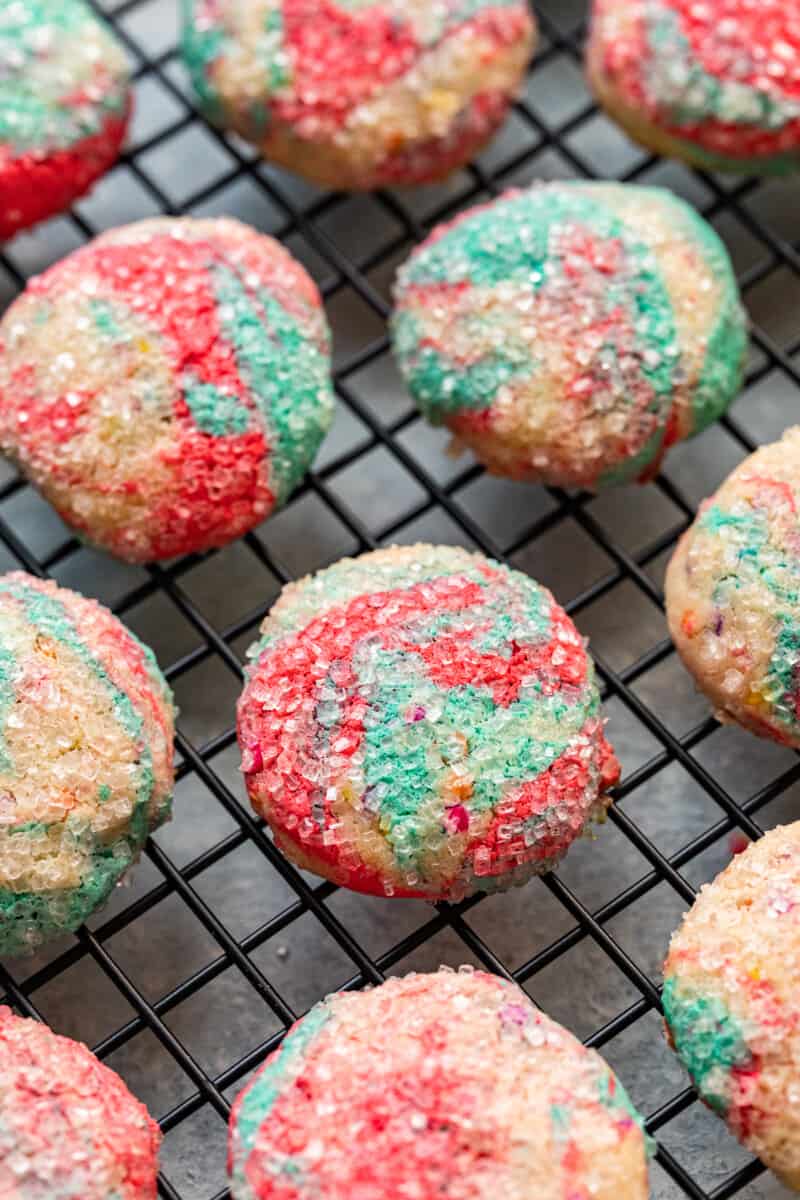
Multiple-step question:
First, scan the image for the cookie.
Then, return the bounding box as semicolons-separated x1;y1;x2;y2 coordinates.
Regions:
229;967;651;1200
237;544;619;901
0;217;334;563
391;182;746;490
181;0;536;190
663;823;800;1188
588;0;800;174
0;572;174;957
666;427;800;748
0;0;130;241
0;1006;160;1198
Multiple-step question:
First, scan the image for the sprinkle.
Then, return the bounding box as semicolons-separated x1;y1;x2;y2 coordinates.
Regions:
241;744;263;774
445;803;470;832
682;610;698;637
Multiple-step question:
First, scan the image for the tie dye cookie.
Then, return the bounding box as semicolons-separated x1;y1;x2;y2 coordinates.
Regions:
0;0;131;242
228;967;651;1200
0;217;334;563
0;1007;161;1198
391;182;746;490
588;0;800;174
181;0;535;191
237;544;619;902
0;572;174;957
666;427;800;748
663;823;800;1189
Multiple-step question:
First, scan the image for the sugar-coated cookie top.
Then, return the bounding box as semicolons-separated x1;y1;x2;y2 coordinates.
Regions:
0;571;174;955
0;1007;161;1199
238;544;618;900
182;0;535;187
0;0;129;160
589;0;800;166
393;183;746;488
666;426;800;747
183;0;534;135
0;217;334;562
229;967;651;1200
664;823;800;1187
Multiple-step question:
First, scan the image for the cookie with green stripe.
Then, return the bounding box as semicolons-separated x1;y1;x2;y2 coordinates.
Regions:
0;217;335;562
228;968;652;1200
0;571;174;956
0;0;130;241
663;823;800;1189
391;182;746;490
588;0;800;174
237;543;619;902
181;0;536;191
666;426;800;747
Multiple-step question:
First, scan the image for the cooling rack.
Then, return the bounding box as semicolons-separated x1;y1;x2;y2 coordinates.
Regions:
1;1;799;1197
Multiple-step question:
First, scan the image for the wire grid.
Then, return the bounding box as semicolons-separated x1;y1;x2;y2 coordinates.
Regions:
0;1;799;1197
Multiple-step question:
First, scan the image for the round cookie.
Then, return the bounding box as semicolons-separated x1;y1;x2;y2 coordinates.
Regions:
0;0;130;242
181;0;536;191
0;1006;160;1198
229;967;651;1200
391;182;747;490
666;427;800;748
0;571;174;957
663;823;800;1188
237;544;619;901
588;0;800;175
0;217;334;563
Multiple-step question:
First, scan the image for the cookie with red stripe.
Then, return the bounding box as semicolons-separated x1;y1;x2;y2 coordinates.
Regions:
0;0;131;241
237;544;619;902
181;0;536;190
0;217;334;563
588;0;800;173
0;1007;160;1198
664;823;800;1189
0;571;174;957
228;968;651;1200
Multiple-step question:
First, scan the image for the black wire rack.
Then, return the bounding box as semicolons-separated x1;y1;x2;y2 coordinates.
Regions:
1;1;799;1197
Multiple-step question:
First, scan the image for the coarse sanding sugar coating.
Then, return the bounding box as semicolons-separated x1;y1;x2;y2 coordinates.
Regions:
181;0;536;191
588;0;800;174
228;968;652;1200
0;1007;161;1199
237;544;619;902
0;217;335;563
663;824;800;1189
391;182;747;490
0;572;174;957
0;0;130;241
666;426;800;749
